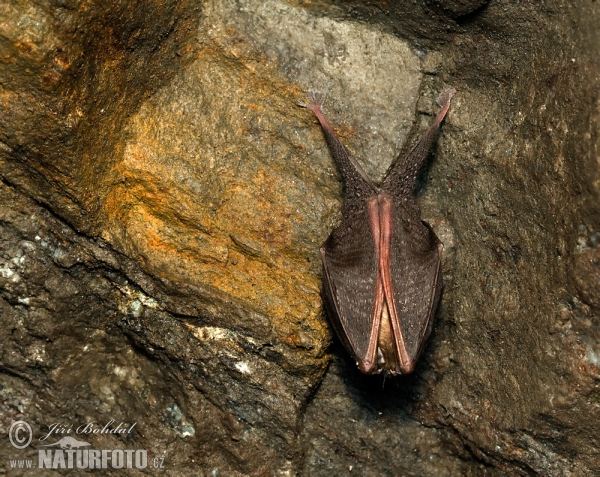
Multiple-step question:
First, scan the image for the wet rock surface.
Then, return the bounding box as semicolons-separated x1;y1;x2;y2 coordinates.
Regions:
0;0;598;475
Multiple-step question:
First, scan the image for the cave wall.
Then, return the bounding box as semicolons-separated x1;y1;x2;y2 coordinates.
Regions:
0;0;598;474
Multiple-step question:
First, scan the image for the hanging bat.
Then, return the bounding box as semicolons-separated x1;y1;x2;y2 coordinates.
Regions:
308;89;455;375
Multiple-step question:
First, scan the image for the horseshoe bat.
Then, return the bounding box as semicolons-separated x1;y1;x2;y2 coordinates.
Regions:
309;89;455;375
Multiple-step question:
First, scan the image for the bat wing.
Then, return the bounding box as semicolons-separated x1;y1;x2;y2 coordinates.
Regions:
389;206;443;368
321;206;379;369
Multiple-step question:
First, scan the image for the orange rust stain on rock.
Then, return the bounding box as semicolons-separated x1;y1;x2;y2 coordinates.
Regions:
103;171;315;327
97;44;328;353
15;41;35;55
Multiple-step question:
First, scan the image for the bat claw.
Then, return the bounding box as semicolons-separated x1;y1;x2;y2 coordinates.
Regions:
437;88;456;107
307;91;325;109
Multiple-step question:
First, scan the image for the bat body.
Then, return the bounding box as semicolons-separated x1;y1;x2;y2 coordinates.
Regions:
310;89;455;375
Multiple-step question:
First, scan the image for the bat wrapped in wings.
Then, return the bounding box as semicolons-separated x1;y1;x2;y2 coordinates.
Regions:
309;89;455;375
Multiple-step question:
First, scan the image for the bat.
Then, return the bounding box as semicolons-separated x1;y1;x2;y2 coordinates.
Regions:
308;89;455;375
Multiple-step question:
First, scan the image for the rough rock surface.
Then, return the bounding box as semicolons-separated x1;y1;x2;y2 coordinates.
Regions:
0;0;598;475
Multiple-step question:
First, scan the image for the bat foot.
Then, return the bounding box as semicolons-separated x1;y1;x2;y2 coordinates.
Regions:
437;88;456;107
298;91;325;109
307;91;325;110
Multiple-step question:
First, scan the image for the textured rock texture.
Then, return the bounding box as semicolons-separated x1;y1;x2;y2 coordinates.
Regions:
0;0;598;475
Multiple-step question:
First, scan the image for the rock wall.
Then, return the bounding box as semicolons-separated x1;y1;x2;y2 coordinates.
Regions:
0;0;598;474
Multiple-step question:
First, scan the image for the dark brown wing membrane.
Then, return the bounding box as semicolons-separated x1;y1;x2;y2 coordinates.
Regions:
308;101;376;219
389;203;443;364
321;206;378;363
